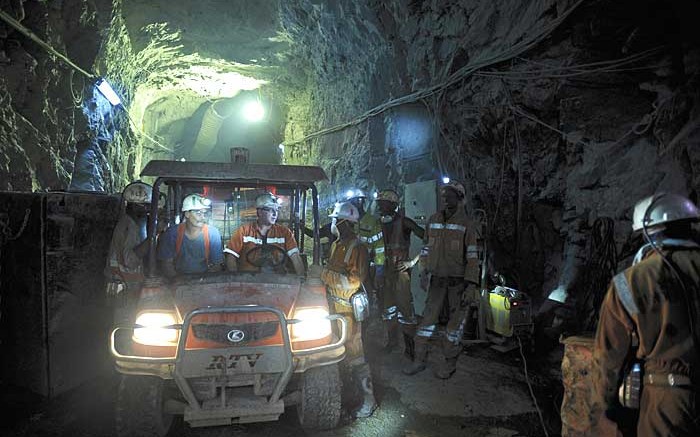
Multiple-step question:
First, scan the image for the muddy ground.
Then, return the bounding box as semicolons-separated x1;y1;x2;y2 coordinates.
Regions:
0;335;563;437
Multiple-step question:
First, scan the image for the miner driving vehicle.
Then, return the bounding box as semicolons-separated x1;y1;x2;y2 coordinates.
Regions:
110;159;350;436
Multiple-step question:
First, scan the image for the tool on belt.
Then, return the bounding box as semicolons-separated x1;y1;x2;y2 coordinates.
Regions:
618;361;642;409
328;284;370;322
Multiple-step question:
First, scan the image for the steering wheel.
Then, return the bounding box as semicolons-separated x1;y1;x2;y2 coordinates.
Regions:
245;244;291;270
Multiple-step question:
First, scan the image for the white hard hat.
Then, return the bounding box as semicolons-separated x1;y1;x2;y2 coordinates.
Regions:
344;189;366;201
441;180;466;198
123;181;152;204
329;201;360;223
255;193;279;210
182;194;211;212
632;193;700;232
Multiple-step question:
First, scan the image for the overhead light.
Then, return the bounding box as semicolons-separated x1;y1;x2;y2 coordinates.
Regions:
346;190;354;199
95;77;122;106
243;100;265;122
442;176;450;184
373;192;378;199
278;143;285;151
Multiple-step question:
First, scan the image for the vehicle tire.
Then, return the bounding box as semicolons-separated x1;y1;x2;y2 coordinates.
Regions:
116;375;174;437
296;364;342;431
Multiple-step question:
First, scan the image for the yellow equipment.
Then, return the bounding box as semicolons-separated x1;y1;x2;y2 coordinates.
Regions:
485;285;534;338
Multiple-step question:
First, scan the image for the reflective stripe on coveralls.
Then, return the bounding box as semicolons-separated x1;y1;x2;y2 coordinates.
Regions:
593;244;700;436
321;236;369;367
357;213;384;266
381;214;417;325
225;223;300;272
416;208;479;350
613;272;639;316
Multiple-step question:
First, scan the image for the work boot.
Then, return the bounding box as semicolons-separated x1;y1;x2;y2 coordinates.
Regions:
353;367;377;418
402;340;427;375
403;332;415;361
435;339;461;379
434;356;458;379
384;320;400;353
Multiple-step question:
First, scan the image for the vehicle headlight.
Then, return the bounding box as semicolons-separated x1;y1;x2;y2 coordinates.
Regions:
132;312;179;346
290;308;331;341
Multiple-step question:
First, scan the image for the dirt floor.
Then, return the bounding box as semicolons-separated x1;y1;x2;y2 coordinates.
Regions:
0;332;563;437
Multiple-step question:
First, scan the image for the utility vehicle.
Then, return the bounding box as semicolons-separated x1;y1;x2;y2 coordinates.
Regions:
110;160;347;436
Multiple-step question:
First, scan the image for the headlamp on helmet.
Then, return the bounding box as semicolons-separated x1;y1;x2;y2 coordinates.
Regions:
182;194;211;212
377;189;400;205
344;189;366;201
329;201;360;223
632;193;700;233
255;193;280;210
441;180;466;199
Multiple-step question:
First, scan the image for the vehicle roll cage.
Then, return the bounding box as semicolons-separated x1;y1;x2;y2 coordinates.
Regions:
145;177;323;278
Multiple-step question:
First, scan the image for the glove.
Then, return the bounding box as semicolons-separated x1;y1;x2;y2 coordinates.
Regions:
396;260;414;272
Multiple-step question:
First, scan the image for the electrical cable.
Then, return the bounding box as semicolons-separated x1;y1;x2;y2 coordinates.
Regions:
285;0;587;147
477;48;665;80
123;110;174;153
578;217;618;332
514;46;663;72
0;8;96;80
641;195;699;352
502;83;524;263
476;64;668;81
491;119;508;235
509;105;578;141
517;335;550;437
69;70;85;108
511;109;523;261
419;97;446;176
0;7;174;155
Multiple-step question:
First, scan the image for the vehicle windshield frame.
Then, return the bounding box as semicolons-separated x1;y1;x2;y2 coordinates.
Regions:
146;176;322;277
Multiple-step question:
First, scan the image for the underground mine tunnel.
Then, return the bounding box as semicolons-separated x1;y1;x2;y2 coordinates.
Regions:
1;1;700;436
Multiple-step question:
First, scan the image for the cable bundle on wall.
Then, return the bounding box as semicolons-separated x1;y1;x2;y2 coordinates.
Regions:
285;0;588;147
576;217;618;332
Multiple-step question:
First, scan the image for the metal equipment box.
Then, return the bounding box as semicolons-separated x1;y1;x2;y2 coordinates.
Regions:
0;191;120;397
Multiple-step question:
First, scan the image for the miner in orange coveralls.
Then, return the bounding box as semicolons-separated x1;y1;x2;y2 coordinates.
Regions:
593;193;700;436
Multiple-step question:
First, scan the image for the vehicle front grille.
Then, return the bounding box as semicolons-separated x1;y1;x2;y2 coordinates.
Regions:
192;321;279;344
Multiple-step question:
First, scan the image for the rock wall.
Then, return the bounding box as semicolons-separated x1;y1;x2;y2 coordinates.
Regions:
281;0;700;303
0;0;113;191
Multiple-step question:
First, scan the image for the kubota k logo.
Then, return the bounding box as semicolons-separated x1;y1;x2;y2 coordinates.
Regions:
227;329;245;343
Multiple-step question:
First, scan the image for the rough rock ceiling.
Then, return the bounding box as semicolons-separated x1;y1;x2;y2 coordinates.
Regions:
102;0;292;167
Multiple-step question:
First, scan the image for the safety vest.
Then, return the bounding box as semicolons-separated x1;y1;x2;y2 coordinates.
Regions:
175;223;210;265
322;237;366;300
424;208;480;282
382;215;410;263
356;213;384;266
